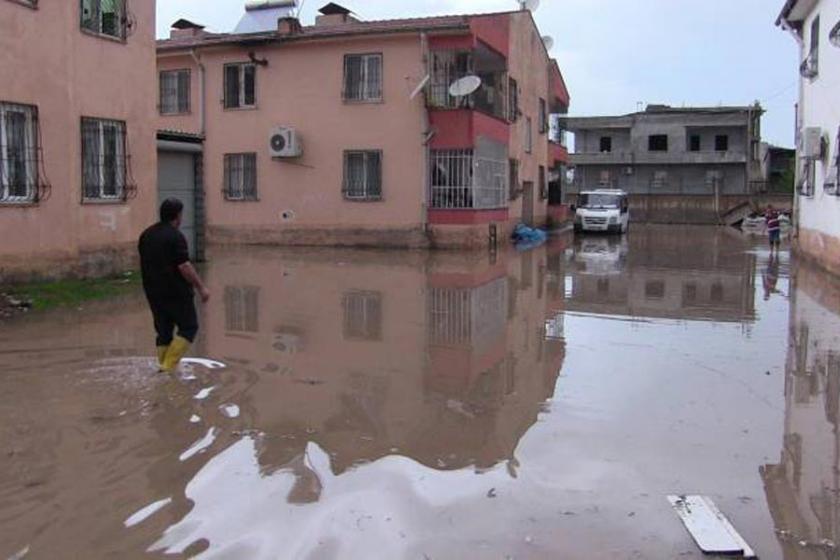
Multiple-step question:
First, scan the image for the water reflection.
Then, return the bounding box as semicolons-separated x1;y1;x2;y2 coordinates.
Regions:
763;261;840;559
562;227;758;323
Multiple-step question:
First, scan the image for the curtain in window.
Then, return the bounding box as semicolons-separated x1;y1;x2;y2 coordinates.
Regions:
82;118;125;199
344;56;363;100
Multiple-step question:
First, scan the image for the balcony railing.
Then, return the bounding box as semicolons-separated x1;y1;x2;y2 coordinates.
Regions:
429;149;507;210
428;49;508;121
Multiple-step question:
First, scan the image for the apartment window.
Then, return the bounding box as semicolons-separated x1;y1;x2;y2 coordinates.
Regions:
343;291;382;341
159;69;191;115
224;286;259;332
715;135;729;152
223;153;257;201
81;117;127;201
652;170;668;188
509;158;520;200
600;136;612;153
539;165;547;199
525;117;533;154
648;135;668;152
343;53;383;102
224;63;256;109
538;98;548;134
809;15;820;77
343;150;382;200
689;135;701;152
0;102;39;203
599;170;612;187
80;0;127;40
645;280;665;300
508;77;519;122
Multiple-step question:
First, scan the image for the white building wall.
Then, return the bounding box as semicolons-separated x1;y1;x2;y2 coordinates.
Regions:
797;0;840;237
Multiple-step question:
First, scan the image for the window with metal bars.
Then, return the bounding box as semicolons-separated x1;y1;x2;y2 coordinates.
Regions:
224;285;260;332
343;291;382;340
0;102;39;204
343;54;383;102
159;69;191;115
343;150;382;201
223;63;256;109
508;77;519;122
81;117;127;201
429;51;472;108
223;153;257;201
80;0;127;40
539;98;548;134
429;149;507;210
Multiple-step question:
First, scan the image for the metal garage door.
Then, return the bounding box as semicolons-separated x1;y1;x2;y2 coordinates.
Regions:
158;151;196;259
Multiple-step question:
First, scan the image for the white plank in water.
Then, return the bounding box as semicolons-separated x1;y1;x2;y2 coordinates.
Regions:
667;495;756;558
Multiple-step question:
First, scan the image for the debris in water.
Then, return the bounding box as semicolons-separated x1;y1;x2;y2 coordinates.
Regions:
220;404;240;418
667;495;756;558
179;428;218;461
193;386;216;400
124;497;173;528
189;415;201;424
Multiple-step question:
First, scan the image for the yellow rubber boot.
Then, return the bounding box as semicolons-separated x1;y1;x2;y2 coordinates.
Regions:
160;336;191;374
157;346;170;369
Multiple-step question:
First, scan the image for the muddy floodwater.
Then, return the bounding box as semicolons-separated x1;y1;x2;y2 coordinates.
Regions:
1;225;837;559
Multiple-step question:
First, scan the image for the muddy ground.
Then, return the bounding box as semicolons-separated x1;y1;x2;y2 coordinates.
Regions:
0;225;833;559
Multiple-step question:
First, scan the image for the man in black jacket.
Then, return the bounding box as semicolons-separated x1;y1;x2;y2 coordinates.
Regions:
138;199;210;373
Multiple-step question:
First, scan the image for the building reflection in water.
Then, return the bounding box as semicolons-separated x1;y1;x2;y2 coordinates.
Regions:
763;261;840;560
560;226;758;324
204;245;566;501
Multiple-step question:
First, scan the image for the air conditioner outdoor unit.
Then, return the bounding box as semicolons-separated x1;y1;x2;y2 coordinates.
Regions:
801;127;823;160
270;127;302;158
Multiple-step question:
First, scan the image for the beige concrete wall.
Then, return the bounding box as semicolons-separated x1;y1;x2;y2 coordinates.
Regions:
0;0;158;282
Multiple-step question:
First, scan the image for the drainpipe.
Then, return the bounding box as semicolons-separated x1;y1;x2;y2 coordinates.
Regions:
190;49;207;137
420;32;431;243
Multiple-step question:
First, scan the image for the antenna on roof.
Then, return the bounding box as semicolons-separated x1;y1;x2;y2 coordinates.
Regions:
542;35;554;51
517;0;540;11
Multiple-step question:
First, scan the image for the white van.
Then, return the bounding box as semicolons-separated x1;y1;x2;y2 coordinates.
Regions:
573;189;630;234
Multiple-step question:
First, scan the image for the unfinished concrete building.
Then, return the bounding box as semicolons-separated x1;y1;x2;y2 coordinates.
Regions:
564;104;791;224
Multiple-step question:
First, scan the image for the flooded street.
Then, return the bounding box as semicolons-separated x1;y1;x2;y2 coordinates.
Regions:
1;225;836;559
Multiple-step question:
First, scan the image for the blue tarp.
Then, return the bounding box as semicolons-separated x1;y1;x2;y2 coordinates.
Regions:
511;223;547;251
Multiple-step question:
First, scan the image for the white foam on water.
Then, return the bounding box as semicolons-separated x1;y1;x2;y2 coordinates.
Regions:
190;415;202;424
124;497;173;528
7;545;30;560
220;404;240;419
179;428;219;462
182;358;227;370
194;386;216;401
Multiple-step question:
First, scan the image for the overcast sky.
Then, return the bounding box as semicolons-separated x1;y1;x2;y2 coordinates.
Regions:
156;0;800;147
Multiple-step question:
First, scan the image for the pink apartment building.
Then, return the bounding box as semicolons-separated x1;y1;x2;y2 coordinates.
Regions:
0;0;157;281
156;2;571;253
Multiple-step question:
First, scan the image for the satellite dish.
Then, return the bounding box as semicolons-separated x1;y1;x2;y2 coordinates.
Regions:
449;75;482;97
542;35;554;51
517;0;540;11
830;19;840;48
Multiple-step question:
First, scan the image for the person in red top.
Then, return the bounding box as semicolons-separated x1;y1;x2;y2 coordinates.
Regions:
765;204;781;254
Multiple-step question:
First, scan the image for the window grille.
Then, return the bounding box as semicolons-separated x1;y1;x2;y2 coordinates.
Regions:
224;63;256;109
80;0;127;39
343;291;382;340
224;286;259;332
429;149;507;209
1;102;46;204
798;159;815;197
343;150;382;200
539;98;547;134
224;153;257;201
343;54;383;102
429;51;473;108
825;127;839;195
82;117;131;201
160;69;191;115
428;278;507;349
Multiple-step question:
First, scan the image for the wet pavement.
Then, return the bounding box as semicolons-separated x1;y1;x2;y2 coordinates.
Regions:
0;225;835;559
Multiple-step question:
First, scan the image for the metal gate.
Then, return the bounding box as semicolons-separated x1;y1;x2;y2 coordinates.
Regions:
157;150;198;259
